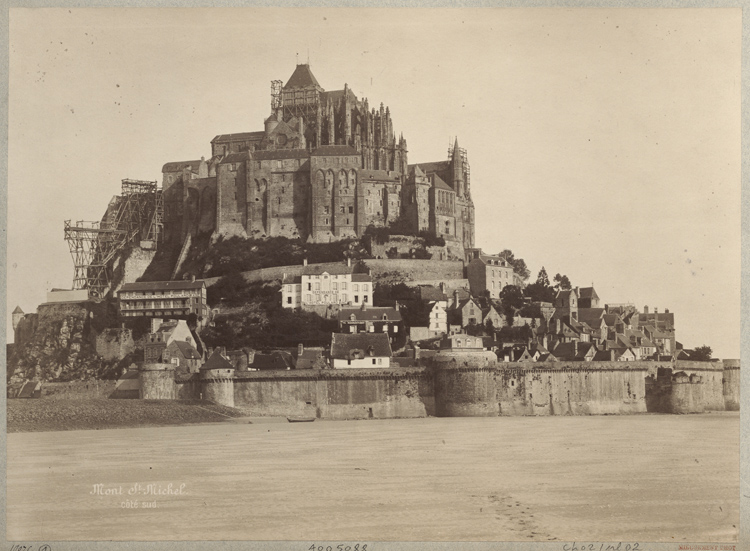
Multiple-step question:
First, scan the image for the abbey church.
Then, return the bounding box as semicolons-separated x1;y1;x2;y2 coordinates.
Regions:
161;64;475;251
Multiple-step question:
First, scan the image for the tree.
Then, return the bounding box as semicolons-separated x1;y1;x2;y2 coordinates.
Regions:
498;249;531;282
553;273;572;291
536;266;550;287
499;285;524;327
691;345;713;362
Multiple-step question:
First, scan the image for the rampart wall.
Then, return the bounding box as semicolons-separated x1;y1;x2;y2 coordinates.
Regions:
162;358;739;419
202;259;464;287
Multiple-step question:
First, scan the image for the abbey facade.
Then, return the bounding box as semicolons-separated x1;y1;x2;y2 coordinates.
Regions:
161;64;475;251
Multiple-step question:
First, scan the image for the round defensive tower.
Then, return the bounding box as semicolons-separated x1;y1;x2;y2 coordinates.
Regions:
722;359;740;411
430;351;499;417
200;351;236;408
139;363;176;400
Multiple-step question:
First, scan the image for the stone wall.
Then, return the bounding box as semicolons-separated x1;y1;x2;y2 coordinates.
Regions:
429;356;649;417
202;259;464;287
722;359;740;411
232;368;433;420
139;364;176;400
164;358;739;418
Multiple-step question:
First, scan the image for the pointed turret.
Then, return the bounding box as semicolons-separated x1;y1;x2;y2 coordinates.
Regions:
452;137;464;196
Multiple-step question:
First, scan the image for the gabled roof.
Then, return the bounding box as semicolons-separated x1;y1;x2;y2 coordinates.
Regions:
284;64;321;89
330;332;392;360
211;131;266;144
450;297;479;312
12;306;23;314
311;145;360;157
430;173;453;191
408;161;450;175
321;88;358;104
576;308;605;326
338;306;401;322
171;340;202;360
295;347;325;369
249;351;295;371
162;160;202;173
200;350;234;371
419;286;447;302
578;287;599;300
120;280;205;292
220;151;250;164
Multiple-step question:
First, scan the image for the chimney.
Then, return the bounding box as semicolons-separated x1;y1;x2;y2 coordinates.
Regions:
556;318;561;333
303;258;308;266
347;257;351;267
610;349;615;361
298;343;304;357
665;308;669;314
654;307;658;314
395;301;400;311
574;341;579;357
362;302;367;311
454;289;459;307
151;318;164;333
643;305;649;314
191;274;196;282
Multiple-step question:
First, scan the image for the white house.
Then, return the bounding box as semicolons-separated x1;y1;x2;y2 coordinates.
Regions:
330;332;392;369
282;259;373;311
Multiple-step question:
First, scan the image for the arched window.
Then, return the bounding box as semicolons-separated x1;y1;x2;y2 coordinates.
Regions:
348;169;357;189
325;170;335;191
316;170;325;189
339;170;347;191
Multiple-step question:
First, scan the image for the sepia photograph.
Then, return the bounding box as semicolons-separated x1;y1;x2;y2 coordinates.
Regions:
4;6;743;547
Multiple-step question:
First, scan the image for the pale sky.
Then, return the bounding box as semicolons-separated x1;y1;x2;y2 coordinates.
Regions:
7;8;741;357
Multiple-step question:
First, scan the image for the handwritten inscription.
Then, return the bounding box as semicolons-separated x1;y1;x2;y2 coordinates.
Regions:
10;545;51;551
563;544;641;551
309;545;369;551
90;482;187;496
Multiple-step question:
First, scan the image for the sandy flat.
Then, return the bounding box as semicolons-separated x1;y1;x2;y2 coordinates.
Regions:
6;413;739;542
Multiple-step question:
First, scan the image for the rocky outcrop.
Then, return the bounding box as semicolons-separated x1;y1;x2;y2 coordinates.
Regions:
9;302;135;382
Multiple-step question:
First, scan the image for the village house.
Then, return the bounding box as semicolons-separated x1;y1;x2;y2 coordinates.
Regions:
330;332;392;369
143;319;201;363
337;304;402;340
118;279;209;321
466;249;515;299
439;333;484;352
163;340;202;373
281;258;373;311
447;295;482;328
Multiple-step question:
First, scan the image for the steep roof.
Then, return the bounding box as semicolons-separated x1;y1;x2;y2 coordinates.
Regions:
430;173;453;191
338;306;402;322
409;161;450;175
120;280;205;292
12;306;23;314
330;332;392;360
311;145;360;157
284;64;321;89
220;151;251;164
200;350;234;371
171;341;202;360
211;131;266;144
351;273;372;282
576;308;605;326
418;286;447;302
578;287;599;300
321;88;358;104
162;160;202;173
